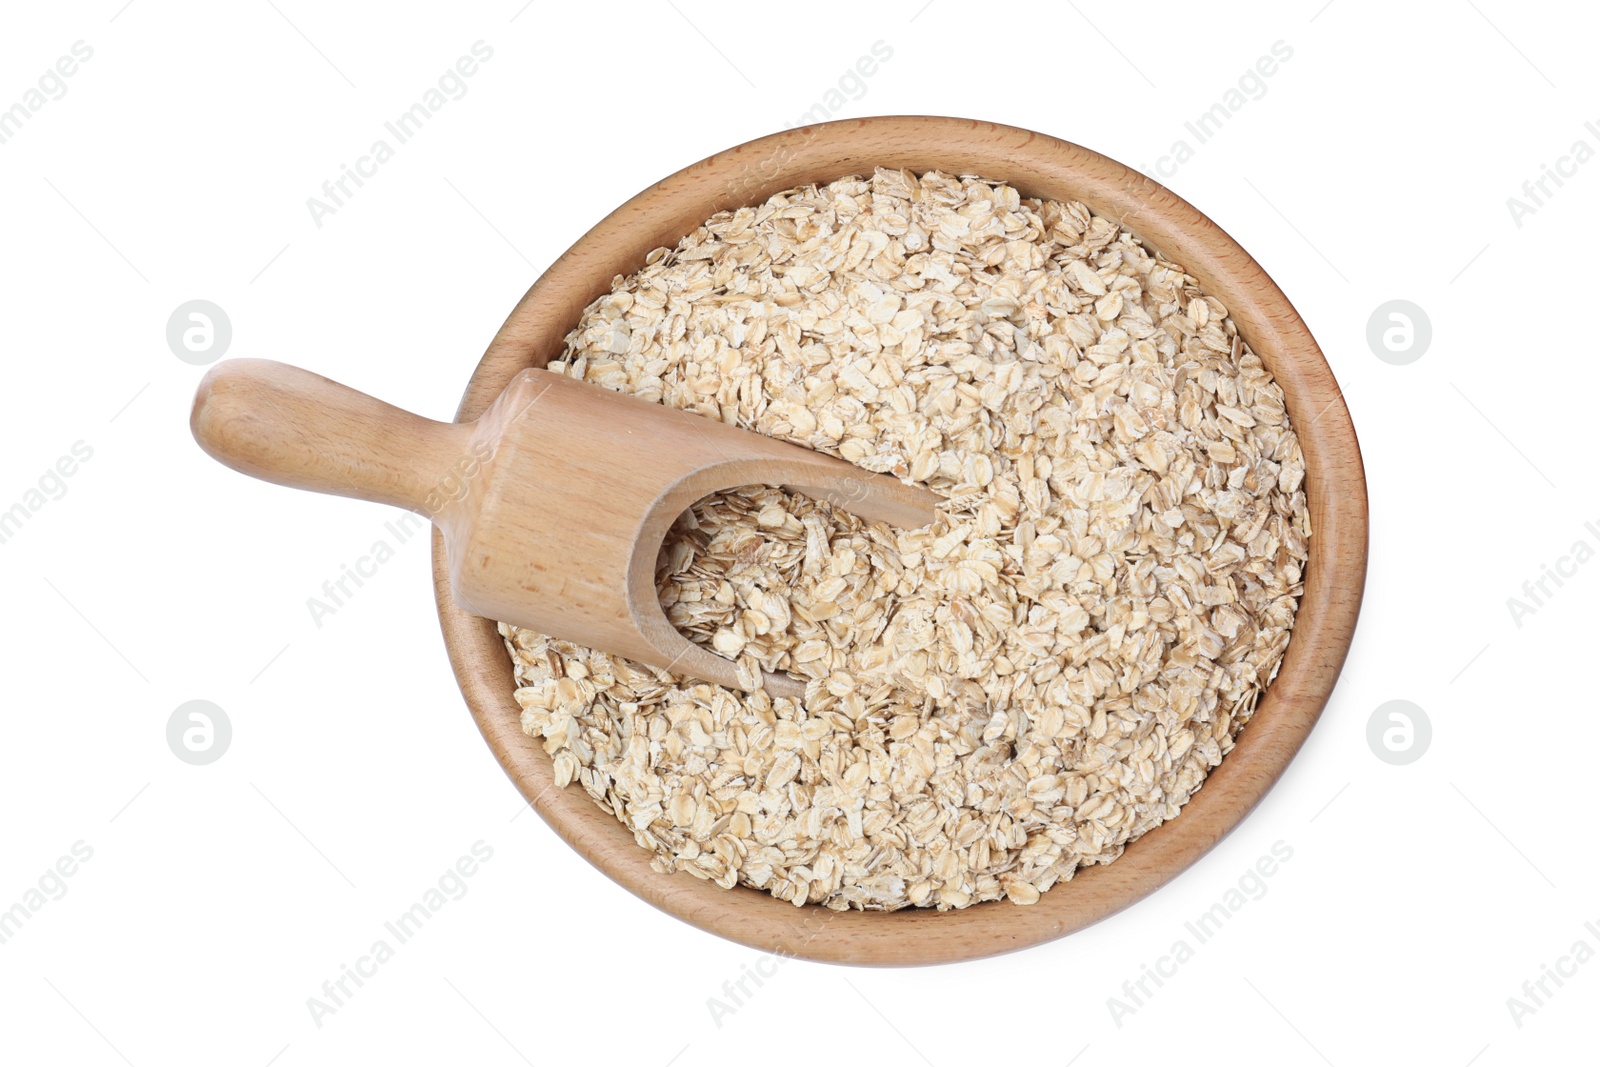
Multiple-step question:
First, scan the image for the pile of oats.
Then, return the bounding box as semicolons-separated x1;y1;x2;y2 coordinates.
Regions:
502;169;1310;911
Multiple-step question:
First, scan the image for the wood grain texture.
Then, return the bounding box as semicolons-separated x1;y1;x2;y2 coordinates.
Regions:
435;116;1368;965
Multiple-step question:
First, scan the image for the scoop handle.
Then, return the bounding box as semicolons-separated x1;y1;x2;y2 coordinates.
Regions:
191;358;476;516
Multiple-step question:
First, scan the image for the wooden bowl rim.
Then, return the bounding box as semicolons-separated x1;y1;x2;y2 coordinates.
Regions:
433;116;1367;966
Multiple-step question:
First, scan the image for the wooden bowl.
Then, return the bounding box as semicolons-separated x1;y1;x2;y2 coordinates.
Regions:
433;116;1366;965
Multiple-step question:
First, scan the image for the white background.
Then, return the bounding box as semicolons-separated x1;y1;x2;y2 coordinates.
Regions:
1;1;1595;1064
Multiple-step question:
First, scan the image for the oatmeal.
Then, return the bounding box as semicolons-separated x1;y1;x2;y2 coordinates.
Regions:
503;169;1309;911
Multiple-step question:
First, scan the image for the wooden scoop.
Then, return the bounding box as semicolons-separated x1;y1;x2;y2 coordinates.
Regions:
190;358;941;697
